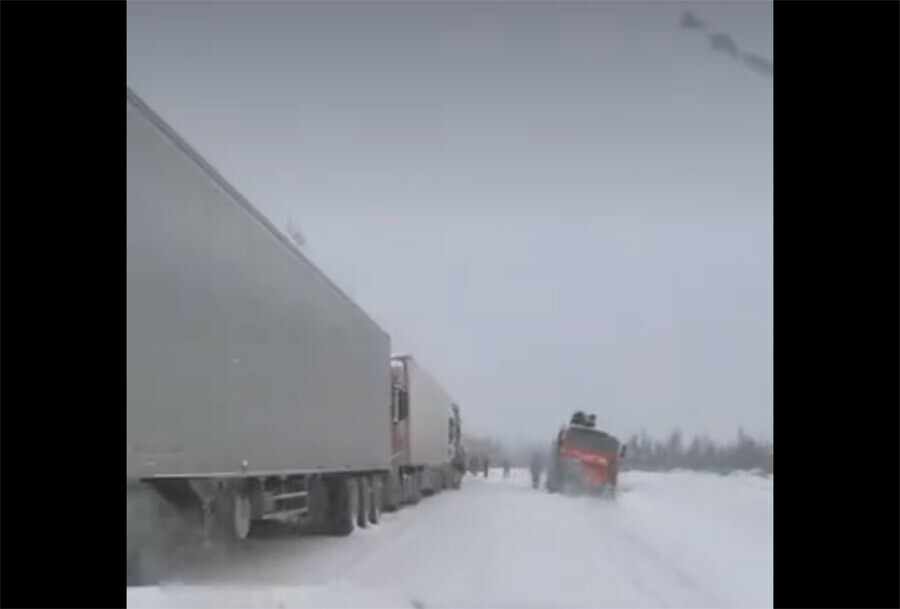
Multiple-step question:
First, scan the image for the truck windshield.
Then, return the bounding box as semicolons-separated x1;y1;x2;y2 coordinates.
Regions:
565;428;619;453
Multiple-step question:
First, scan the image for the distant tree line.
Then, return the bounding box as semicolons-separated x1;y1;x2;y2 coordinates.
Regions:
464;427;773;475
621;427;773;474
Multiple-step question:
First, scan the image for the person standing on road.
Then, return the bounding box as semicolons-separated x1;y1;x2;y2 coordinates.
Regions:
503;460;510;478
529;451;544;489
483;457;490;477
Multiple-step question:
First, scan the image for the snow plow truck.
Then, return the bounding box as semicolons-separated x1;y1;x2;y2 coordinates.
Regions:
546;412;625;497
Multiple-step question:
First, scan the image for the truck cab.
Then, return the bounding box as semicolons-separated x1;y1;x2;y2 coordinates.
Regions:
547;413;624;495
449;403;466;475
390;357;412;466
387;355;464;508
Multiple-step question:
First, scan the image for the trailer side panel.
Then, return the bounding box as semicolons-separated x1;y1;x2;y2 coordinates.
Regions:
405;357;454;467
127;93;391;479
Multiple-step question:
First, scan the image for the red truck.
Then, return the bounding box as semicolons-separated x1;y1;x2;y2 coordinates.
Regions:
546;412;625;497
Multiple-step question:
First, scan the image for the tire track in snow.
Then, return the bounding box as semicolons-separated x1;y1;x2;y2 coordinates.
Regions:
603;509;726;608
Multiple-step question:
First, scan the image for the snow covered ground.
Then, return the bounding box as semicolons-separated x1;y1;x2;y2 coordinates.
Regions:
128;469;772;608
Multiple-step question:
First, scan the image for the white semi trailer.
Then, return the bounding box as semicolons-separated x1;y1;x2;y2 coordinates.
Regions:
126;88;464;584
385;355;466;509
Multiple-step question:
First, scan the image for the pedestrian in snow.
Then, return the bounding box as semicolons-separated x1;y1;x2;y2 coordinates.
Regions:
483;458;490;477
529;452;544;489
503;460;510;478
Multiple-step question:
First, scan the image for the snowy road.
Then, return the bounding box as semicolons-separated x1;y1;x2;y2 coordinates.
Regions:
128;470;773;608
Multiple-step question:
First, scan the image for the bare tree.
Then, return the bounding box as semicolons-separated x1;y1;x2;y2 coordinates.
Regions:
622;428;772;475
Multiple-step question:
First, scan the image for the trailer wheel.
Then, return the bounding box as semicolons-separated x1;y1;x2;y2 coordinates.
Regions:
368;477;382;524
328;477;358;536
306;476;330;534
213;489;252;542
399;473;410;504
409;473;421;505
383;471;400;512
127;484;175;585
423;469;438;496
357;477;371;528
232;492;252;540
450;469;462;490
127;547;164;586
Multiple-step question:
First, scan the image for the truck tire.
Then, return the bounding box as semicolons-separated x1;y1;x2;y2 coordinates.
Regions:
209;486;252;544
306;476;330;534
127;485;166;585
383;470;401;512
368;477;382;525
400;472;411;504
450;469;462;490
421;470;433;497
409;473;421;505
328;477;358;537
229;492;253;541
127;546;165;586
430;469;441;495
357;477;371;528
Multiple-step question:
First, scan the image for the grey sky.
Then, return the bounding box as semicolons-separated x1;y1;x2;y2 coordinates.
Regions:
127;1;773;446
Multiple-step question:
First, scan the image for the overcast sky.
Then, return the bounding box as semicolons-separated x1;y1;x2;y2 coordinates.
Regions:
127;1;773;446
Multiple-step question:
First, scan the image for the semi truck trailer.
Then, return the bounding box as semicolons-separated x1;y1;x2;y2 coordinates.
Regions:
127;88;463;583
385;355;466;509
